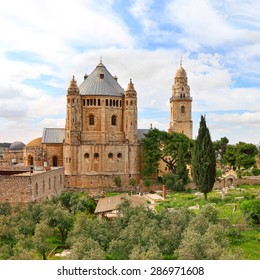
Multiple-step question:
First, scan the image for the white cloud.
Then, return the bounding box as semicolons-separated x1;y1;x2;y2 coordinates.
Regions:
40;118;65;128
0;0;259;145
165;0;236;49
207;112;260;144
0;0;135;64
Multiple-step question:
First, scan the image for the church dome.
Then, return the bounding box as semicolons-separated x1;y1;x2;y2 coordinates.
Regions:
26;137;42;147
9;141;25;150
175;66;187;78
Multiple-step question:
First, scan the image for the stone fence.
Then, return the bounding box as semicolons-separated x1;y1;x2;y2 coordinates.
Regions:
0;167;64;205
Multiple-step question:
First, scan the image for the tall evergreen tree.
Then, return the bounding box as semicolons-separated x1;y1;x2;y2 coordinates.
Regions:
192;116;216;200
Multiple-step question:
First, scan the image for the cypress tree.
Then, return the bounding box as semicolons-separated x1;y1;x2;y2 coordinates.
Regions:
192;116;216;200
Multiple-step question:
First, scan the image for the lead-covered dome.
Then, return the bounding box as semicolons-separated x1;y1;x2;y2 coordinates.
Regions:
9;141;25;150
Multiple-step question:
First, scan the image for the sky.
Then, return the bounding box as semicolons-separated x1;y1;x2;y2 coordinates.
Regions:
0;0;260;145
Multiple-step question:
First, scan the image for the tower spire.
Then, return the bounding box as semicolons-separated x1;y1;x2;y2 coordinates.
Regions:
180;56;182;68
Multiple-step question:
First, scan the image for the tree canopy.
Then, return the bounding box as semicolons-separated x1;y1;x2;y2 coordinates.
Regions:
222;142;258;170
141;128;192;189
0;194;241;260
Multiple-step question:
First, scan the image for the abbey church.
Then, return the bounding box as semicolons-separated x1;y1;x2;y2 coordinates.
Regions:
3;60;193;191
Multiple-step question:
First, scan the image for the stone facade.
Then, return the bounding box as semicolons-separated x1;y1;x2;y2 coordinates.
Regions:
63;62;140;189
42;143;63;167
0;167;64;204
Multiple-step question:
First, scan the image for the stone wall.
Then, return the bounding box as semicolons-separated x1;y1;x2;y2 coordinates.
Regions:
65;173;140;193
3;150;24;165
0;167;64;204
237;176;260;186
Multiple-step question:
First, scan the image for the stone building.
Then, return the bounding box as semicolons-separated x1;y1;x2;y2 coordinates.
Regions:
1;61;193;198
1;141;25;166
63;61;140;189
169;62;193;138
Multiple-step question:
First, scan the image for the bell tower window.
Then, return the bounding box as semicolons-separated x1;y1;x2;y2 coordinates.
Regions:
181;105;185;114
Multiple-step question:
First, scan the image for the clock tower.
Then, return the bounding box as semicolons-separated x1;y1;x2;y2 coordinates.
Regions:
169;62;192;138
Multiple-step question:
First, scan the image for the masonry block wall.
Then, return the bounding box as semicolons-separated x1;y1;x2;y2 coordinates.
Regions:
0;167;64;205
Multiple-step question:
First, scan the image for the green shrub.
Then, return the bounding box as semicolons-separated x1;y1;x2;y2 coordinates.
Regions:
240;200;260;225
237;170;242;179
144;179;151;187
242;170;252;176
113;176;122;188
0;202;11;216
163;173;185;191
252;168;260;176
243;191;256;200
129;178;136;187
226;226;241;238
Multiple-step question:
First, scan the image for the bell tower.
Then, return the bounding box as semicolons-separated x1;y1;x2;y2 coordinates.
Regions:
169;62;192;138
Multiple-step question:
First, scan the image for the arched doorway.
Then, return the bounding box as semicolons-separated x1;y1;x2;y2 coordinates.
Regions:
52;156;58;167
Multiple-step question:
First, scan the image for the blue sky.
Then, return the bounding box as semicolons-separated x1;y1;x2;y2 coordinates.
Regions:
0;0;260;144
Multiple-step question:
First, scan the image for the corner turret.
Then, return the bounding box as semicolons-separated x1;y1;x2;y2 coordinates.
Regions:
65;76;82;145
124;79;138;143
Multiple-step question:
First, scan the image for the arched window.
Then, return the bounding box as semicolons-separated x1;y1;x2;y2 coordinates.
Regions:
181;105;185;114
28;155;33;166
53;156;58;167
94;153;99;160
84;153;90;159
89;114;95;125
111;115;117;126
108;153;113;159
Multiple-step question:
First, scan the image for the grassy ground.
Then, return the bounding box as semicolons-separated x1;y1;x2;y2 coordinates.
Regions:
158;185;260;260
230;229;260;260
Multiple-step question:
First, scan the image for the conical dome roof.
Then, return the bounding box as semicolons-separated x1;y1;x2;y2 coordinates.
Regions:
79;61;124;97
